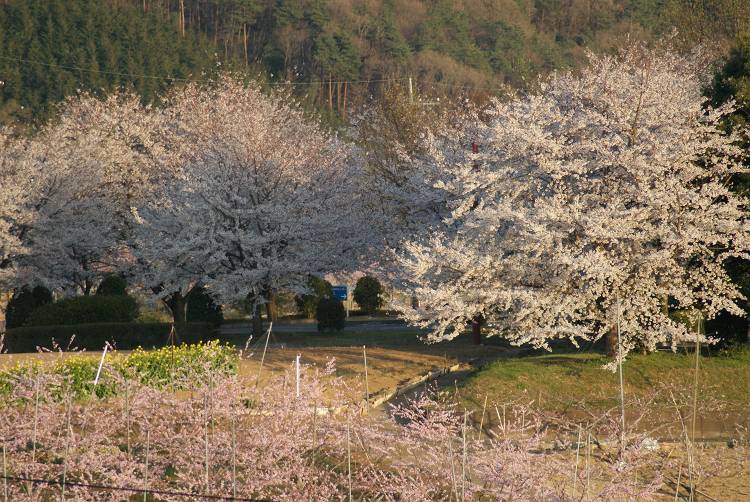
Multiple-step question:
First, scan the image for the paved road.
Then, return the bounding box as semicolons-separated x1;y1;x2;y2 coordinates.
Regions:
219;317;422;335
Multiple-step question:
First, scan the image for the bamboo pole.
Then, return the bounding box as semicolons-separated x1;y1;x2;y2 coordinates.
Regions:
616;295;626;453
347;418;352;502
61;391;72;501
254;322;273;390
231;407;237;499
363;346;369;404
142;429;150;502
573;424;582;497
477;395;487;440
295;353;301;398
3;442;7;502
32;373;40;463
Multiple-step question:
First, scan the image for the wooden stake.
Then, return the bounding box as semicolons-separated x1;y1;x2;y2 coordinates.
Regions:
616;295;626;453
461;412;467;500
295;353;301;398
689;318;703;502
3;442;7;502
143;429;150;502
448;437;459;501
585;431;591;502
231;408;237;499
61;392;72;501
32;373;40;463
347;419;352;502
573;424;582;496
478;395;488;440
204;395;210;494
254;322;273;390
363;346;369;404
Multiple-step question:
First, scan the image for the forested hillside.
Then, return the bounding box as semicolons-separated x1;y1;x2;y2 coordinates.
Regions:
1;0;748;125
0;0;220;124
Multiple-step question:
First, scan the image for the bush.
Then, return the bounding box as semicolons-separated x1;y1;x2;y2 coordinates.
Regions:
706;310;748;346
187;286;224;326
123;341;238;388
353;276;384;314
296;275;334;319
3;322;215;353
96;274;128;296
5;285;53;329
25;295;139;326
316;297;345;331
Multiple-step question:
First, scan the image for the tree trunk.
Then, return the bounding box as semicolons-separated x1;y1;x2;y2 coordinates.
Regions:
165;292;187;325
252;304;264;338
164;291;188;342
336;80;341;114
328;77;333;111
243;23;248;65
265;291;277;322
179;0;185;36
471;317;482;345
605;325;618;357
342;81;348;117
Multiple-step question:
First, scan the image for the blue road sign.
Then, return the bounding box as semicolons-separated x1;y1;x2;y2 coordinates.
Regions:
332;286;348;301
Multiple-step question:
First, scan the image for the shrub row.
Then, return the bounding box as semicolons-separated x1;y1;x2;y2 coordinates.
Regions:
0;341;239;400
26;294;139;326
2;322;216;353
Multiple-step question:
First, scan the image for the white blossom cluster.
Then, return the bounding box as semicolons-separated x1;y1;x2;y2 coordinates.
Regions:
394;45;750;356
1;45;748;356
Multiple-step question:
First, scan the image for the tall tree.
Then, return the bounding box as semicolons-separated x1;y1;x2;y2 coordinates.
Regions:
9;93;169;295
397;44;750;360
134;76;363;335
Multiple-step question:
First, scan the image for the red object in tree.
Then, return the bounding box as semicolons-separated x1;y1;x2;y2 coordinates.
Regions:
472;142;480;172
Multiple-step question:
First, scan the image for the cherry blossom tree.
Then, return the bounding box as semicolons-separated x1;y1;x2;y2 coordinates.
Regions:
398;44;750;359
11;94;168;295
133;77;363;334
351;89;484;314
0;129;34;291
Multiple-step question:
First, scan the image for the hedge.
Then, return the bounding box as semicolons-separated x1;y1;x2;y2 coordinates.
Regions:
26;295;139;326
2;322;216;353
5;285;53;328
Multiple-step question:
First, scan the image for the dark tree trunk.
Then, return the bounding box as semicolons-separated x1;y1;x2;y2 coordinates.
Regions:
165;292;187;325
471;316;482;345
265;291;277;322
164;291;188;342
252;304;264;338
606;326;618;357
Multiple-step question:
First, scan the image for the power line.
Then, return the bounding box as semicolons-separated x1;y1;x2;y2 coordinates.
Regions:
0;55;408;87
0;55;194;82
1;474;272;501
0;55;506;93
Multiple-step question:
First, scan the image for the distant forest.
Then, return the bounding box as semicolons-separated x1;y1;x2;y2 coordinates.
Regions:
0;0;748;125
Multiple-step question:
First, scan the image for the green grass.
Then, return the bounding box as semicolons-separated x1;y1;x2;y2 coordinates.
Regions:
460;345;750;412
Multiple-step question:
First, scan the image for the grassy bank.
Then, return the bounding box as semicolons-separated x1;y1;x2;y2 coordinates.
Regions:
460;346;750;415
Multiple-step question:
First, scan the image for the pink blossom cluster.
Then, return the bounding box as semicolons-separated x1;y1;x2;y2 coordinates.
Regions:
0;360;678;501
